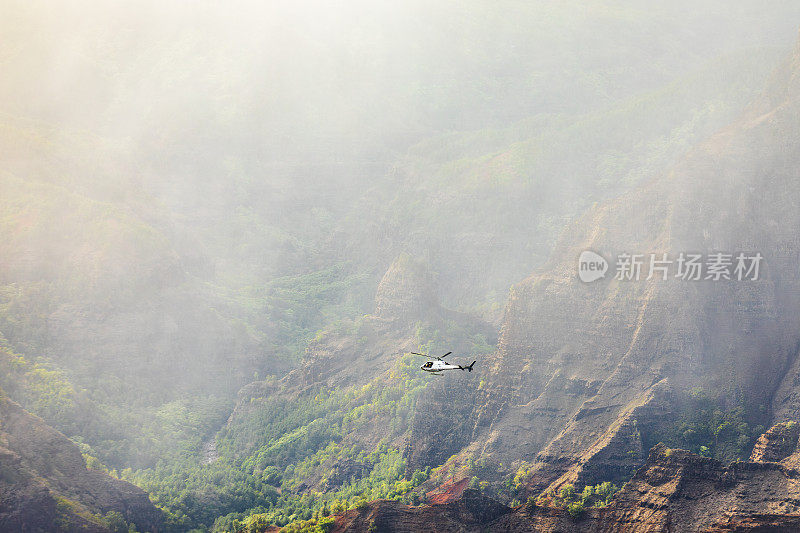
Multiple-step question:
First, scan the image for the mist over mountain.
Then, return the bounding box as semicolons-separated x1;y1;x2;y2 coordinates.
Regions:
4;2;800;532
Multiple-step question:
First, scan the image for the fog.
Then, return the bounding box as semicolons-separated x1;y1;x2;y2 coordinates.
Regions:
8;2;800;156
7;1;797;294
3;2;800;530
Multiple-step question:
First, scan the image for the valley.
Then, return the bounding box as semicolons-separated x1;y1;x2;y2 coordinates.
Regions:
4;2;800;532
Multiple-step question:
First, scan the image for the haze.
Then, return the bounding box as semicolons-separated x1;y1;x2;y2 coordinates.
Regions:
3;2;800;531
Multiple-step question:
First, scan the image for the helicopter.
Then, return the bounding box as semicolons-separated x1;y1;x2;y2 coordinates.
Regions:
413;352;476;375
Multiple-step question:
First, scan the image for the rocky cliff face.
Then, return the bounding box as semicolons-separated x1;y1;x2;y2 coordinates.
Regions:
603;443;800;532
0;392;163;532
749;421;800;462
221;37;800;528
404;36;800;499
373;254;440;327
331;489;511;533
335;425;800;532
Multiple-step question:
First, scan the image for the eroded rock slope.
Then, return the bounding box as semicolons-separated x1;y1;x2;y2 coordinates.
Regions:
405;37;800;498
0;391;163;532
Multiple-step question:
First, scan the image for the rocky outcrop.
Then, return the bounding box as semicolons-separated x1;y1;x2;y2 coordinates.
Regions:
604;444;794;531
373;254;439;326
0;393;163;532
597;437;800;532
425;477;470;505
332;489;511;533
749;421;800;463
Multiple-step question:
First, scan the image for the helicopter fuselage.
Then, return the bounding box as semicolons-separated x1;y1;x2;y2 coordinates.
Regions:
420;360;462;373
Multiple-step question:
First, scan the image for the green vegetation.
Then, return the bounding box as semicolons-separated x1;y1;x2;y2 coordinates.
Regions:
250;263;371;364
642;387;765;463
54;496;140;533
127;351;439;531
0;335;235;469
0;334;82;432
534;482;619;518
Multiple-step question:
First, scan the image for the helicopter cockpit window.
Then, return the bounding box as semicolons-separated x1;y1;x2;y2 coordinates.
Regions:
423;361;432;368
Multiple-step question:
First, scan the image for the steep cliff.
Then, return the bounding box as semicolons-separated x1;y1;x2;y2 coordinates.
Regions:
404;36;800;498
227;35;800;530
0;391;163;532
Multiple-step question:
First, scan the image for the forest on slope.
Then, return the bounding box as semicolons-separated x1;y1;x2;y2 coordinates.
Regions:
3;2;800;531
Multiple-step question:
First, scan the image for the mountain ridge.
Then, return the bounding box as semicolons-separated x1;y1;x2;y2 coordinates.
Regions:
0;389;163;532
